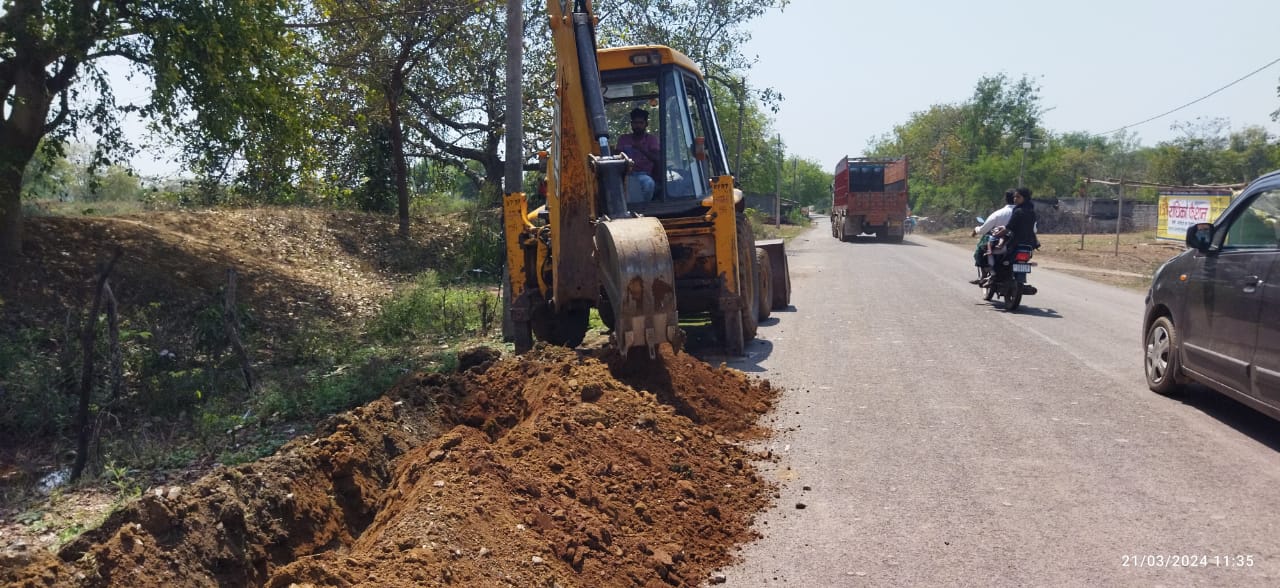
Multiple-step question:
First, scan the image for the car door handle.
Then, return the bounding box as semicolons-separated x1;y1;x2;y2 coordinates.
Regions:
1241;275;1261;293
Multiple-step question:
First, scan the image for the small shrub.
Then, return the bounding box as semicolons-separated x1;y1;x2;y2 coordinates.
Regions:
369;271;500;342
102;461;141;502
0;327;76;438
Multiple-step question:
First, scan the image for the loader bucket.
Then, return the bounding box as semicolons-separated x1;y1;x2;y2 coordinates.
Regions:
595;217;681;359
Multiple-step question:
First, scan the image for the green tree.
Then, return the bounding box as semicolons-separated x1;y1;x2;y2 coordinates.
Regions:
385;0;789;201
90;165;143;202
1;0;311;255
957;73;1043;161
786;157;830;212
596;0;789;76
305;0;478;235
20;141;80;202
356;123;397;213
1148;117;1230;186
1223;125;1278;183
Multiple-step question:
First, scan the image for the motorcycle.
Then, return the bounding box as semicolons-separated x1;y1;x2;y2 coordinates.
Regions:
972;217;1037;312
981;244;1037;311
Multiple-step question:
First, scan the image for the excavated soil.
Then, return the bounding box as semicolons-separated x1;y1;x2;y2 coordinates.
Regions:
2;344;778;587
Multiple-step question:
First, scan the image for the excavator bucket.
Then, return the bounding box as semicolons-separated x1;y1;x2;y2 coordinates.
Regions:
594;217;681;359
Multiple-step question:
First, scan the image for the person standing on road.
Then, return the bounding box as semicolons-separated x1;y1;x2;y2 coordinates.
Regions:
616;108;660;202
969;189;1016;284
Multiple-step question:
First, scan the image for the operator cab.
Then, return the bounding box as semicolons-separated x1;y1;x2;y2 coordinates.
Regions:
599;47;732;217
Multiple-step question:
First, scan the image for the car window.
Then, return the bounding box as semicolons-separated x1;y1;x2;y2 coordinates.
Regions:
1223;188;1280;250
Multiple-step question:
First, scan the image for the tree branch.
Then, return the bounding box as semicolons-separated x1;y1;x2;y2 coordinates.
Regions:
45;90;70;133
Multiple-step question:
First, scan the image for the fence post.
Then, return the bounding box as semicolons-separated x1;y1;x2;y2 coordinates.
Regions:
1115;178;1124;256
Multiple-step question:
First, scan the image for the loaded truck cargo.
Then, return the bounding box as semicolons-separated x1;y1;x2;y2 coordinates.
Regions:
831;156;910;243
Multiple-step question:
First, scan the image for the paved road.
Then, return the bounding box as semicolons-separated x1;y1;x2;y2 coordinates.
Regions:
715;218;1280;587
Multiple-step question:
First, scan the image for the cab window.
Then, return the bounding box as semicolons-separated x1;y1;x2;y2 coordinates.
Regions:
1223;189;1280;249
659;71;706;199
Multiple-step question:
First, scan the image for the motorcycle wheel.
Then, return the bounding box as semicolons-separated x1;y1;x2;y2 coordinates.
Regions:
1003;282;1022;312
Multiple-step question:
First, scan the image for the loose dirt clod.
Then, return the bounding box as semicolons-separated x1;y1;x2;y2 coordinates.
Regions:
3;344;777;588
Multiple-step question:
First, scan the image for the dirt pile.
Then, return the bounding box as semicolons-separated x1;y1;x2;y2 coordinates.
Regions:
3;344;777;587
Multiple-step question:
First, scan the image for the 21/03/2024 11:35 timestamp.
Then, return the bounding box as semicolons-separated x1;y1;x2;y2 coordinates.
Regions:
1122;554;1255;568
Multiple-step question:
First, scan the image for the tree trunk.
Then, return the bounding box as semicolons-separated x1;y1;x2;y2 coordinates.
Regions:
388;75;411;239
0;157;29;256
2;56;57;257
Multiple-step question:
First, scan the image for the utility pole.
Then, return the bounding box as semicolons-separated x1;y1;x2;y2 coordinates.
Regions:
735;79;746;176
501;0;523;341
789;158;799;228
774;134;782;228
1018;135;1030;187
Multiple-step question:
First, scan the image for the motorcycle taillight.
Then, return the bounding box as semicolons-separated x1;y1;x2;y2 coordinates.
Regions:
1014;251;1031;262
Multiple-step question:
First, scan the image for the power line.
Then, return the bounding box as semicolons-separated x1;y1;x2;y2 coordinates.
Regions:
1097;56;1280;136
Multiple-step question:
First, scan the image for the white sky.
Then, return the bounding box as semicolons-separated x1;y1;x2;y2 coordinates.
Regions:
741;0;1280;167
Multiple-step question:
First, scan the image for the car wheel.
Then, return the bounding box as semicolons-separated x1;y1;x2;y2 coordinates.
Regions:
1145;316;1183;396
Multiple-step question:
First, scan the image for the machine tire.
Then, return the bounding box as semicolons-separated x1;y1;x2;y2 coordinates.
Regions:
737;215;759;343
719;308;745;356
714;215;759;356
531;303;590;348
755;247;773;322
772;252;791;309
1145;316;1184;396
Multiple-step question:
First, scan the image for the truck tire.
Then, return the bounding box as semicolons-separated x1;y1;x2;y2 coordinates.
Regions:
755;247;772;322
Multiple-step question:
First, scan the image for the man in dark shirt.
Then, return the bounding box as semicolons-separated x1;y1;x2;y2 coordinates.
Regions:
616;108;660;202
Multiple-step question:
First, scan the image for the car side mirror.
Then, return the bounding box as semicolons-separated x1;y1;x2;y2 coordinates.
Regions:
1185;222;1214;252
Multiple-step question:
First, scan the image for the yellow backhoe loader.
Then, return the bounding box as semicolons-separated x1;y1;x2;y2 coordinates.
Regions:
503;0;790;359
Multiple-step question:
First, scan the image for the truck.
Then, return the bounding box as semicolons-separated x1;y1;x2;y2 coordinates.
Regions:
830;156;910;243
502;0;790;359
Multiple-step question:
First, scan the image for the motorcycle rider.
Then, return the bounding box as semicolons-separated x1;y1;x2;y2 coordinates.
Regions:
1006;187;1039;252
969;189;1016;284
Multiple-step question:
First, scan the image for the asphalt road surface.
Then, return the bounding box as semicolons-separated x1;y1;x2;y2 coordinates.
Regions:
714;217;1280;587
